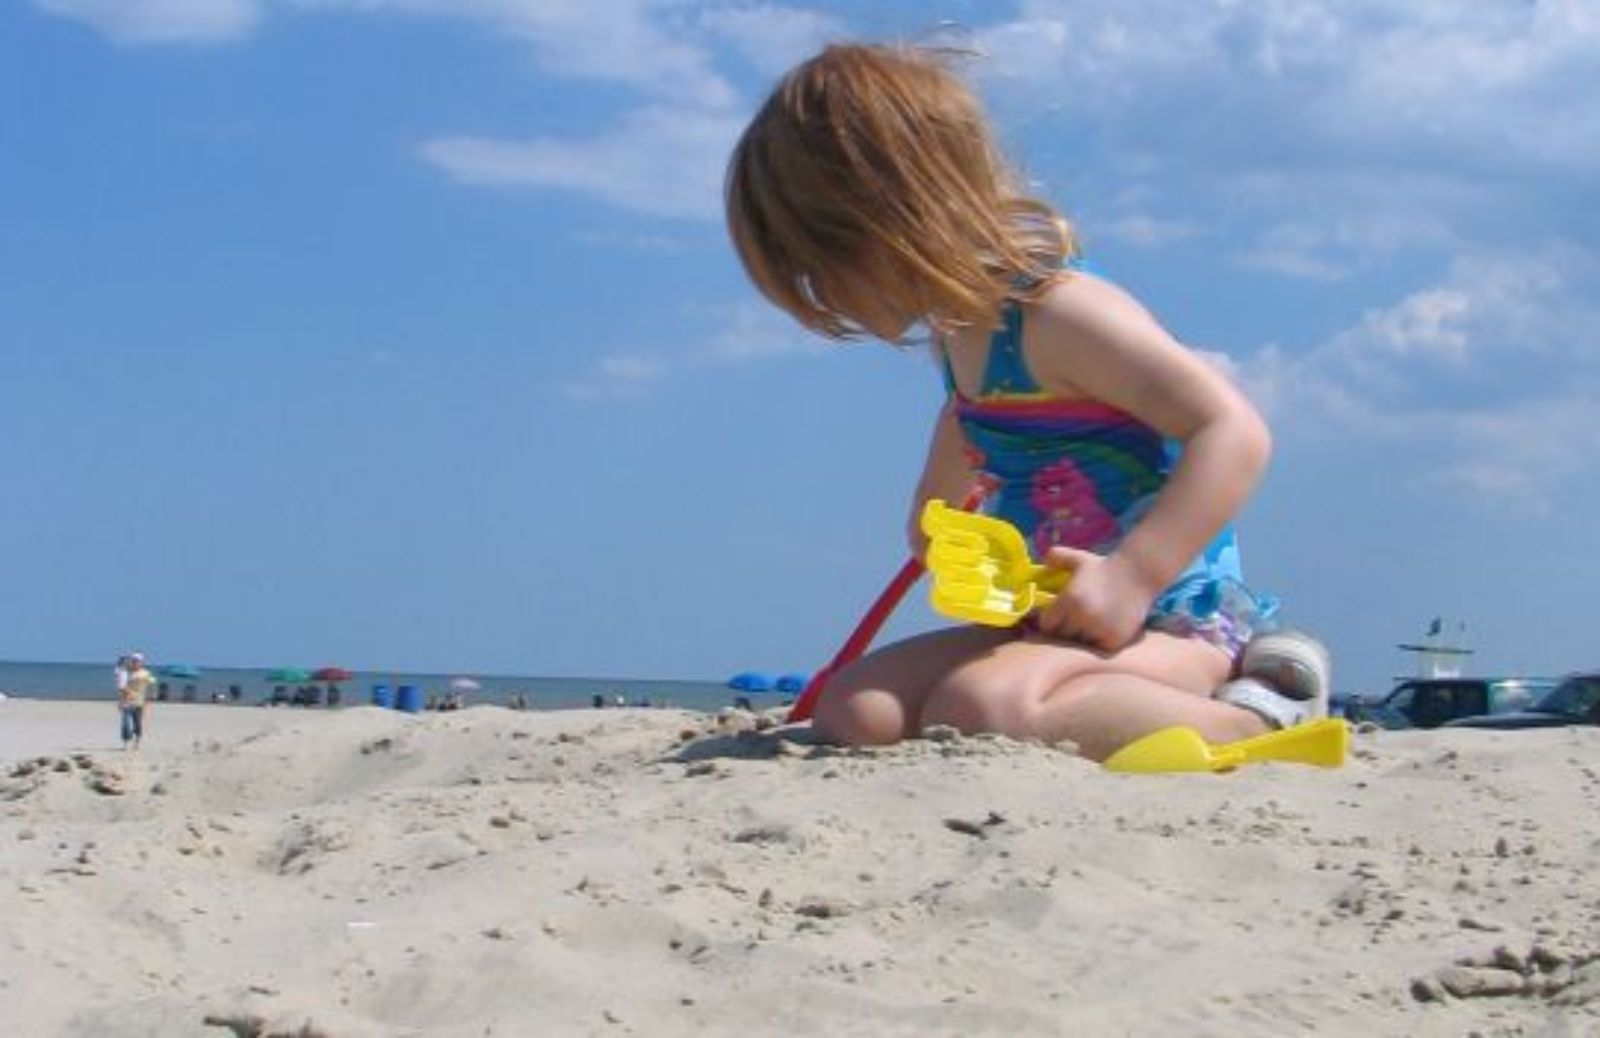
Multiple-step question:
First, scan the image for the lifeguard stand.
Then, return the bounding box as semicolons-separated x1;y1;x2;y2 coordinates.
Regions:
1396;618;1474;678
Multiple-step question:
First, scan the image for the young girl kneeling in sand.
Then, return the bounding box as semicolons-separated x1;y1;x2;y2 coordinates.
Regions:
725;43;1329;760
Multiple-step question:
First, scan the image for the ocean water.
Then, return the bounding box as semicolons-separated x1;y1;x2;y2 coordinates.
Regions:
0;659;768;714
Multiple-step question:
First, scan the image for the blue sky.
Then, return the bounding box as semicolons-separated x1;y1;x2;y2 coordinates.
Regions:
3;1;1597;694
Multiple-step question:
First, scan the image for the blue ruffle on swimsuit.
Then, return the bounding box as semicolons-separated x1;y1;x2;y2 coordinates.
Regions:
940;285;1278;657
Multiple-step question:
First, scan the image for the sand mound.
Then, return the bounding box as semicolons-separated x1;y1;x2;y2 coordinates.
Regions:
2;701;1597;1035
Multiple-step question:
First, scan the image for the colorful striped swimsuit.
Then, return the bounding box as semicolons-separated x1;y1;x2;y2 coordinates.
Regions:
941;294;1277;656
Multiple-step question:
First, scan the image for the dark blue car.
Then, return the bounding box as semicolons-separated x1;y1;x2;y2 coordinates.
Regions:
1343;676;1557;730
1444;672;1600;730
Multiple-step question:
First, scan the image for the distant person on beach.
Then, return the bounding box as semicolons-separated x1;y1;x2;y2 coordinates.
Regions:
725;43;1329;760
118;654;155;750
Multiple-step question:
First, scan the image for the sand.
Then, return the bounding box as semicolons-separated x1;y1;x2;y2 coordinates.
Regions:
1;697;1596;1037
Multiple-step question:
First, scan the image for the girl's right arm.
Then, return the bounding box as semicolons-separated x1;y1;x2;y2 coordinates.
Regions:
906;402;977;558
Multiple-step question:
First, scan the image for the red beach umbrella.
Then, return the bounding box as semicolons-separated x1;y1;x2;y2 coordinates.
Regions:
311;666;354;682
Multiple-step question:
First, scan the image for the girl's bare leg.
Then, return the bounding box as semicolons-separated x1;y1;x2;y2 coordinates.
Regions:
922;631;1265;760
812;625;1016;745
815;627;1268;760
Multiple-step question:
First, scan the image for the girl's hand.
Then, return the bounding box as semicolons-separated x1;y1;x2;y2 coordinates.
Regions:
1033;547;1157;652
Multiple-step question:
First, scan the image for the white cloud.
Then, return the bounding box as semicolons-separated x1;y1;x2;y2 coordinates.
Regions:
1336;1;1600;168
559;353;665;401
1435;395;1600;510
34;0;261;43
45;0;743;107
396;2;843;217
1093;213;1201;249
294;0;737;107
1230;199;1463;282
977;1;1600;281
983;0;1600;150
571;229;690;252
693;299;815;363
556;297;820;402
418;105;743;219
1318;257;1575;391
697;4;843;76
1235;236;1349;282
1238;249;1600;506
1357;288;1472;364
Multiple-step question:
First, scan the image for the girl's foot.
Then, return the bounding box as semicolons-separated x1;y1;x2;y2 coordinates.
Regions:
1214;630;1331;729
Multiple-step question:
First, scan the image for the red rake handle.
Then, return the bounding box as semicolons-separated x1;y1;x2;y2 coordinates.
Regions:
786;483;991;724
785;557;923;723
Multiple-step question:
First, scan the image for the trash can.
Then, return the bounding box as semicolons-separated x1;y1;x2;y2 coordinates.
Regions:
370;683;393;709
396;684;422;714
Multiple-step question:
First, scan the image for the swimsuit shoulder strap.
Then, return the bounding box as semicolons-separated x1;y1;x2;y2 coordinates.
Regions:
943;257;1094;399
978;302;1041;396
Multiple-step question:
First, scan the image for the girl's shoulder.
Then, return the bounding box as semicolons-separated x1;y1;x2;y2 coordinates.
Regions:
1022;269;1170;356
1017;271;1200;408
1024;266;1143;320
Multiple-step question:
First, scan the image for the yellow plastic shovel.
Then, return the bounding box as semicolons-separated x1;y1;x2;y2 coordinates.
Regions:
1103;717;1349;774
921;499;1069;627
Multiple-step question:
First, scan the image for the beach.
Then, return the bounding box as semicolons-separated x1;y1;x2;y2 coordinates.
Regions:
2;698;1597;1037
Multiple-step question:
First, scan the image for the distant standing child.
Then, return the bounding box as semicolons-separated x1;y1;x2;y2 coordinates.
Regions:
119;653;155;750
725;43;1329;760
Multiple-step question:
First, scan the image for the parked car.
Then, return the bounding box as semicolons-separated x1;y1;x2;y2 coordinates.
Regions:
1344;676;1559;730
1443;672;1600;730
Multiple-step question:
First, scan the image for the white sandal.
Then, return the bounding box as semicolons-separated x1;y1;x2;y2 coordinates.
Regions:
1215;629;1332;729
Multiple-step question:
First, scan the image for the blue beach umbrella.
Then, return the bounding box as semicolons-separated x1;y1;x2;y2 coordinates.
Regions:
727;671;776;693
774;673;810;694
159;663;202;680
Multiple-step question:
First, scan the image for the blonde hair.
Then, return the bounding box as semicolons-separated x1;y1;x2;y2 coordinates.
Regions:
726;42;1076;339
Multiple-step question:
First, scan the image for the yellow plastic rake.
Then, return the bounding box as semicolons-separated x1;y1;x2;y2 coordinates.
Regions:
920;499;1069;627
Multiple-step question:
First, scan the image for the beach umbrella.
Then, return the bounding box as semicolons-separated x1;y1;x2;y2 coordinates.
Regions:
159;663;203;680
727;671;776;693
311;666;354;682
450;677;482;692
266;667;312;684
774;673;809;694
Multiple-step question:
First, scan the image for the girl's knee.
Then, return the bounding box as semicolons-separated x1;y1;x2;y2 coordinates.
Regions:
812;686;907;747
